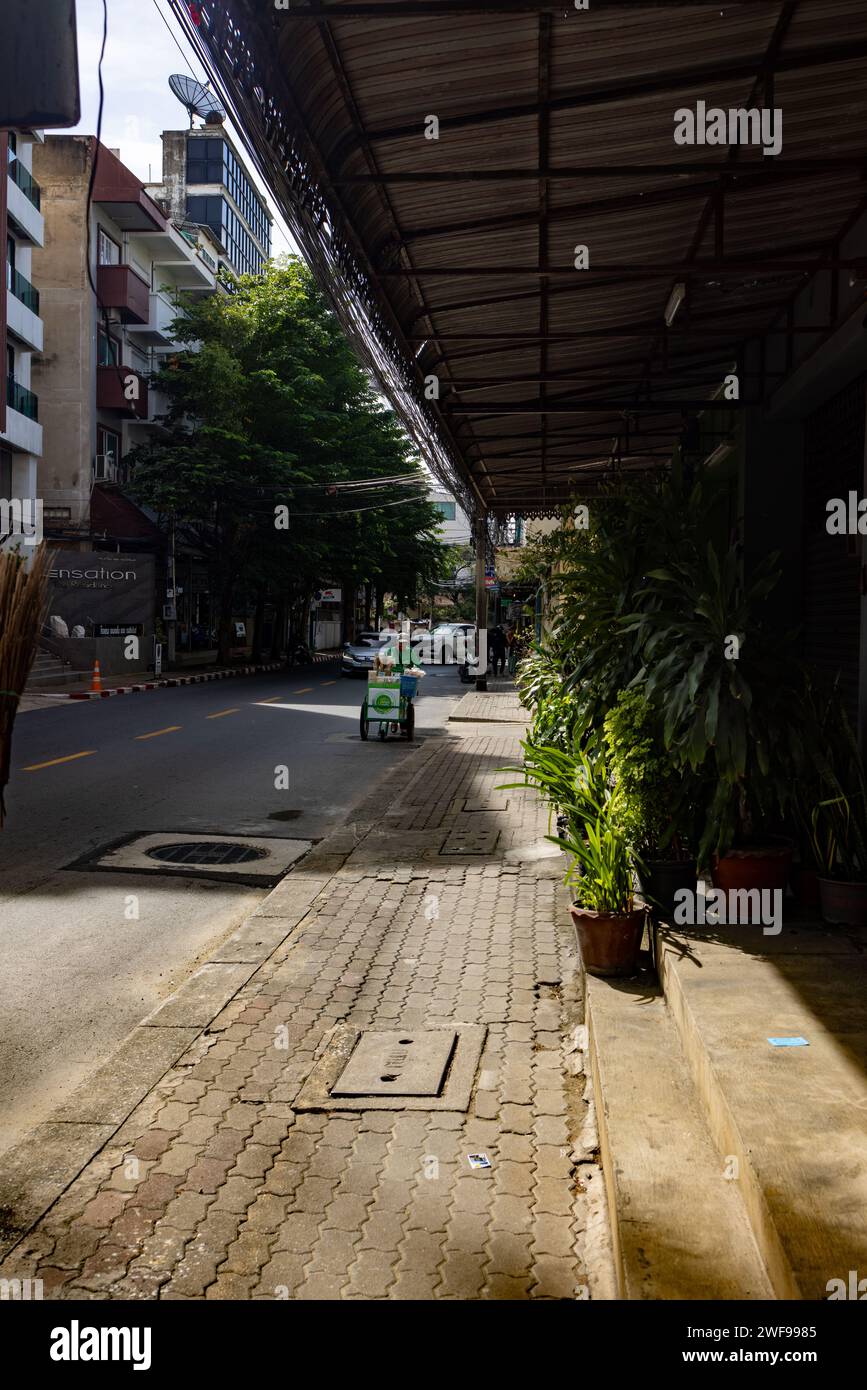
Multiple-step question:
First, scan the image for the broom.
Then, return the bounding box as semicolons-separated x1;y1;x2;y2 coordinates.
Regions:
0;543;50;826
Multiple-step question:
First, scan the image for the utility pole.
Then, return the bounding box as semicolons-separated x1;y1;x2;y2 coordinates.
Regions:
474;512;488;692
168;512;177;665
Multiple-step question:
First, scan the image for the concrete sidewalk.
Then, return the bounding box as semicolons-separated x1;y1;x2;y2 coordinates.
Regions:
0;691;613;1300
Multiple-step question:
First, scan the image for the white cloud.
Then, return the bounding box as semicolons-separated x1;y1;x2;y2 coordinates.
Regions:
53;0;295;256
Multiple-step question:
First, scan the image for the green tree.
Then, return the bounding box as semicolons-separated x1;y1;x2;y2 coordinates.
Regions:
127;258;445;659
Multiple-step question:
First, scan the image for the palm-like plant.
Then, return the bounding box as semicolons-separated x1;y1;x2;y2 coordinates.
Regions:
500;740;637;912
625;543;804;864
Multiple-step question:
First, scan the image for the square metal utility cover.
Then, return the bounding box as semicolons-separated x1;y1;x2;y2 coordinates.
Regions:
66;831;311;886
295;1025;487;1112
332;1029;457;1097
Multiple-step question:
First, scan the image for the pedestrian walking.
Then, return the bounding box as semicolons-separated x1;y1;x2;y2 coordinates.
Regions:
489;623;507;675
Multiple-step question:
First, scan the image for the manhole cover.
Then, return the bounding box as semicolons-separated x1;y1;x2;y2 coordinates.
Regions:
295;1025;487;1112
146;841;269;866
70;832;312;885
331;1029;457;1098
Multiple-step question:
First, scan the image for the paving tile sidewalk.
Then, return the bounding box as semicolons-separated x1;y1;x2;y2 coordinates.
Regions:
0;696;612;1300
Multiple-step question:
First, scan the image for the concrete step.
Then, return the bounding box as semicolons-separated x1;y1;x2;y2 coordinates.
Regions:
656;922;867;1300
26;653;75;688
587;967;774;1300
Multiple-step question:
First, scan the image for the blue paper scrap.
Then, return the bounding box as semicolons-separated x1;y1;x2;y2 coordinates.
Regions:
768;1037;809;1047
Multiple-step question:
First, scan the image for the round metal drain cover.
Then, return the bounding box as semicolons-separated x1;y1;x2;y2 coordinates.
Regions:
146;841;269;866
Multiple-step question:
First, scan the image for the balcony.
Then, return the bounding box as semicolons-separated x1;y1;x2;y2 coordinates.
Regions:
1;377;42;455
6;268;43;352
8;158;40;209
6;377;38;420
7;166;44;246
97;365;149;419
125;290;183;347
8;267;39;313
96;264;150;324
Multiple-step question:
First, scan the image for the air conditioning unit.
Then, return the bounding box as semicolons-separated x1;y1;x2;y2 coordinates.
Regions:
92;455;116;481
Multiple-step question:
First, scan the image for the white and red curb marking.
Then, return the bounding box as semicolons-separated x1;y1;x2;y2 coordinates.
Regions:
57;655;335;700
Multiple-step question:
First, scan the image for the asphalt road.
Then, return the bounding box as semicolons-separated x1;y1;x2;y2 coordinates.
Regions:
0;660;462;1155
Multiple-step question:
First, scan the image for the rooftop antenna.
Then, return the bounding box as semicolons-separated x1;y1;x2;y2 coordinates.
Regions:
168;74;226;129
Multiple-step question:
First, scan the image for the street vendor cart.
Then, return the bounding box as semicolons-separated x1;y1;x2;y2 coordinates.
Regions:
360;667;418;741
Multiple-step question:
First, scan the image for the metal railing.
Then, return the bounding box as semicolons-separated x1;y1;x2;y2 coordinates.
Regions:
8;158;41;210
6;376;39;420
7;266;39;313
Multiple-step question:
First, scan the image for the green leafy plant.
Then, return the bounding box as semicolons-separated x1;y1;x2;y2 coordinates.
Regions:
603;688;701;859
516;646;589;752
626;543;804;865
801;689;867;881
500;741;637;913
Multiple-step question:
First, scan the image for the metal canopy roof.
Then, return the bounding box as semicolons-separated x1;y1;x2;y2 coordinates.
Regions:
171;0;867;519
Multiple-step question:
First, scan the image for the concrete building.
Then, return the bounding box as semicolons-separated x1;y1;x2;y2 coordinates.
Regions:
31;136;218;534
429;482;471;545
25;137;219;677
1;129;44;548
146;126;271;281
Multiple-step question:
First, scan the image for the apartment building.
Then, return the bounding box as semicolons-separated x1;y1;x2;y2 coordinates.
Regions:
1;129;44;547
147;125;272;281
31;136;218;533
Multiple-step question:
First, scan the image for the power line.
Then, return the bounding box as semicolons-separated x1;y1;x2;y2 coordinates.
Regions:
149;0;202;80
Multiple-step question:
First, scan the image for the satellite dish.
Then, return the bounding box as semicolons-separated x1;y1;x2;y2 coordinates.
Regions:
168;74;226;127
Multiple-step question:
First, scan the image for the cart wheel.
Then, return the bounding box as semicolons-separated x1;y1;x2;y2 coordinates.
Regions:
405;701;415;740
378;720;388;741
360;704;369;740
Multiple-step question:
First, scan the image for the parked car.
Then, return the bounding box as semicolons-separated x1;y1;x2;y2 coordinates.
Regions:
415;621;477;665
341;631;388;676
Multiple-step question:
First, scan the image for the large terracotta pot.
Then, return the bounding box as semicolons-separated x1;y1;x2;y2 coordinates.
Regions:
570;904;645;978
818;877;867;927
636;858;697;921
711;838;793;894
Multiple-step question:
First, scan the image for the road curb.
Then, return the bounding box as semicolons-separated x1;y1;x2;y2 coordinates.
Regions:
63;658;336;700
0;727;450;1260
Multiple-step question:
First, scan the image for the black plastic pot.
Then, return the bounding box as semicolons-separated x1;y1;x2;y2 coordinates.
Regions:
636;858;698;922
818;877;867;927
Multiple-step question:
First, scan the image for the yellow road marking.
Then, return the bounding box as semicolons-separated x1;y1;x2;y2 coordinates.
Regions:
23;750;97;772
135;726;181;741
320;680;336;687
206;708;239;720
259;695;285;703
293;687;313;694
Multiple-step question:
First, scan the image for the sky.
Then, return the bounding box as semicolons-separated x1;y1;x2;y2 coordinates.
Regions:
54;0;296;257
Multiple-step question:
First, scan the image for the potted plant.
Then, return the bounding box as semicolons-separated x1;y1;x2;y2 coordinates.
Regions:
628;543;801;889
603;688;700;920
500;740;646;977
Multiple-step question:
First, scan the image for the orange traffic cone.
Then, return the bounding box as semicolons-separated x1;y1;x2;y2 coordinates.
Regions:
90;659;102;693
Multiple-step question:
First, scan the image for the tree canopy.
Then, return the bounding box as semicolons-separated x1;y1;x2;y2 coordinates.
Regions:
127;257;450;657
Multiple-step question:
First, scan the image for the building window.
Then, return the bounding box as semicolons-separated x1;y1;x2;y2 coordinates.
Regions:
7;133;16;160
434;500;456;520
97;226;120;266
97;329;120;366
186;135;225;185
0;449;12;498
95;425;121;480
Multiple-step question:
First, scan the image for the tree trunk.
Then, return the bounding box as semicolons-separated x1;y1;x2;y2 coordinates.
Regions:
270;595;287;659
363;581;372;630
251;586;266;663
217;575;235;664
